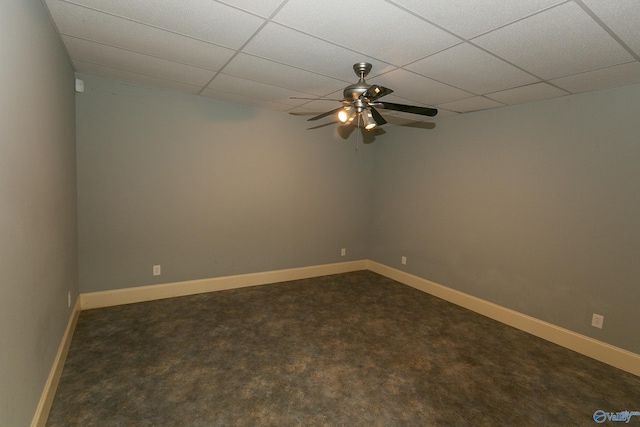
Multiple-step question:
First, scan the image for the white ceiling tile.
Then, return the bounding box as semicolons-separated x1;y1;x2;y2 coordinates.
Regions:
473;2;634;79
215;0;286;18
485;82;568;105
221;54;348;97
74;62;202;94
407;43;539;94
390;0;564;39
206;74;318;106
272;0;460;65
47;1;235;71
581;0;640;55
549;62;640;94
372;68;473;105
293;97;344;113
242;23;394;81
60;0;264;49
62;36;216;86
436;96;505;113
41;0;640;116
200;88;293;111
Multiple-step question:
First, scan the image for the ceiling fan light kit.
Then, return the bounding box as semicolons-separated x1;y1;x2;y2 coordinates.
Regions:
303;62;438;131
363;110;377;130
337;106;356;124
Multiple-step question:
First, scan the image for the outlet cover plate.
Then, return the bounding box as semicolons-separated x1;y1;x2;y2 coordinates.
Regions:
592;313;604;329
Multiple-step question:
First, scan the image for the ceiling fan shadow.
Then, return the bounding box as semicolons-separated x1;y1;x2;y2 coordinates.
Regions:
307;120;339;130
335;124;386;143
362;127;386;144
336;124;355;139
288;112;319;116
385;115;437;130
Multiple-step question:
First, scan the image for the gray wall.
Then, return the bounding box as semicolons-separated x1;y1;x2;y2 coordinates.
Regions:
76;74;640;355
76;74;376;293
370;83;640;354
0;1;78;426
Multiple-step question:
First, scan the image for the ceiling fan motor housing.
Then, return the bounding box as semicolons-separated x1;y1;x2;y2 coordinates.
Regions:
343;83;370;103
343;62;374;108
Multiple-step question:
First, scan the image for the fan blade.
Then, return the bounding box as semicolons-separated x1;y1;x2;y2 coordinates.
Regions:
363;85;393;101
369;107;387;126
378;102;438;117
307;107;344;121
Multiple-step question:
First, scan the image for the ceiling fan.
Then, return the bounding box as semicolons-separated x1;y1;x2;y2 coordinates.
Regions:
295;62;438;130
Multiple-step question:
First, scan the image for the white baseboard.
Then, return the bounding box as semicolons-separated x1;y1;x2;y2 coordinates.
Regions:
80;260;369;310
366;260;640;377
31;297;81;427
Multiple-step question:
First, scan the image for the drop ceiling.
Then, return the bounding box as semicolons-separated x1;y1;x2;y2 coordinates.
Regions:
44;0;640;121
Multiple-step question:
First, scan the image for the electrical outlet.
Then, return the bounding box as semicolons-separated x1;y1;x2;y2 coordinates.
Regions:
153;265;161;276
341;248;346;256
591;313;604;329
67;291;71;308
401;256;407;265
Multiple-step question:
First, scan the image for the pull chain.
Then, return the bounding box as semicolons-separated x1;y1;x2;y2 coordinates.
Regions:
355;113;361;152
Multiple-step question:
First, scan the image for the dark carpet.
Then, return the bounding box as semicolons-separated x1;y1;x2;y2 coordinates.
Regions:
46;271;640;426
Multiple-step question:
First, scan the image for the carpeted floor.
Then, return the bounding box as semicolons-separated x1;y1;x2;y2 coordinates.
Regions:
46;271;640;426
